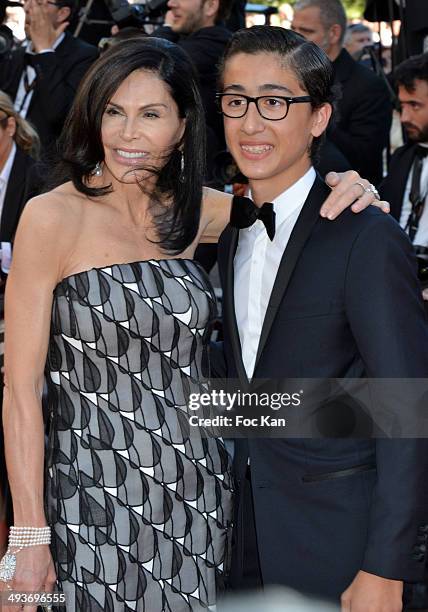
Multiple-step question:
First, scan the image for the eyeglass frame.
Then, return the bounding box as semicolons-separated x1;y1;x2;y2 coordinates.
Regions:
216;93;312;121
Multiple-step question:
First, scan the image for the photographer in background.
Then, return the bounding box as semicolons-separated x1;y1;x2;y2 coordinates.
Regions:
0;0;98;155
380;53;428;311
344;22;373;60
153;0;232;184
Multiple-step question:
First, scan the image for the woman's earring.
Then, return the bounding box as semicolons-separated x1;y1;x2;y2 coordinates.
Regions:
179;152;185;182
92;162;103;177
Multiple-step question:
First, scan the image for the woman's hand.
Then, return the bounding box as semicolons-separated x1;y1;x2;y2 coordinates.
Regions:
0;545;56;612
321;171;390;220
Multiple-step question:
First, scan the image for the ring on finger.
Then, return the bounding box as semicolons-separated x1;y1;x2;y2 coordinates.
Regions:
364;183;380;200
353;181;366;197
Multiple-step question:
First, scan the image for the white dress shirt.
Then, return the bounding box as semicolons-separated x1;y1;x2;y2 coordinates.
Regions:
0;143;16;273
14;33;65;118
234;167;316;379
399;144;428;248
0;142;16;218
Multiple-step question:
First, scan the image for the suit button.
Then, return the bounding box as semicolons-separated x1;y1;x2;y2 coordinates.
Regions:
416;534;427;544
412;552;425;562
418;524;428;534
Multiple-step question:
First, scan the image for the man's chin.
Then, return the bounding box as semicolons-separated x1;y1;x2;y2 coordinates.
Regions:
405;130;420;142
404;127;428;143
171;21;186;34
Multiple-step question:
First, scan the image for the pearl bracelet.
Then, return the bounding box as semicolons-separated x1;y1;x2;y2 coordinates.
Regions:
8;526;51;547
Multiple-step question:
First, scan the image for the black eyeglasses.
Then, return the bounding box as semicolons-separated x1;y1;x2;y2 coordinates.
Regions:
216;93;312;121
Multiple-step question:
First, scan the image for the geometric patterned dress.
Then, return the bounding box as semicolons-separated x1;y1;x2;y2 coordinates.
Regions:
43;259;234;611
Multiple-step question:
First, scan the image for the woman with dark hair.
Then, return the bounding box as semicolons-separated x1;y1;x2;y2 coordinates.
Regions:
1;37;234;611
0;33;384;611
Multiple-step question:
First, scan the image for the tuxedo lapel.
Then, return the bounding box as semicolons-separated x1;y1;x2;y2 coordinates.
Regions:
253;176;330;372
222;225;250;387
391;146;417;220
6;49;26;100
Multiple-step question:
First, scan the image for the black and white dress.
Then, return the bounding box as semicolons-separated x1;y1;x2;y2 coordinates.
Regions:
44;259;233;611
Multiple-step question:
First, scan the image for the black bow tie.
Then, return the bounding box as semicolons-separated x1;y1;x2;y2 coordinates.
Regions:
415;145;428;159
230;195;276;240
24;52;35;67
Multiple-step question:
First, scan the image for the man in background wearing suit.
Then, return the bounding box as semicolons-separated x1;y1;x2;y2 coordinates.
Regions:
0;0;98;153
216;26;428;610
380;53;428;306
292;0;392;186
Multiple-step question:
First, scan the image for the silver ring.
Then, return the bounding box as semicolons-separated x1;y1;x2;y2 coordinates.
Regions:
353;181;366;197
364;183;380;200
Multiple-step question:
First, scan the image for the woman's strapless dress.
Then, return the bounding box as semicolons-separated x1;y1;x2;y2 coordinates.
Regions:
44;259;233;611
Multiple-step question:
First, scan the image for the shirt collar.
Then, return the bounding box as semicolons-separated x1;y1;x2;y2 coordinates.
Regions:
0;142;17;190
272;166;316;228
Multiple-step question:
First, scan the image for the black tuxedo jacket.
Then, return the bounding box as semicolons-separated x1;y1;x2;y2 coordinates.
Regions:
0;33;98;151
217;176;428;600
0;147;42;243
379;143;418;223
329;49;392;186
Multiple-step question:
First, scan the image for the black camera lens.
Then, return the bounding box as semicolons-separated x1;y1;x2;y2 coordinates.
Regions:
0;25;13;57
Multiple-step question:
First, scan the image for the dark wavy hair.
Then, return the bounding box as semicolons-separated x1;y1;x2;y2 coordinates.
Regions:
394;53;428;92
54;37;206;255
218;26;337;160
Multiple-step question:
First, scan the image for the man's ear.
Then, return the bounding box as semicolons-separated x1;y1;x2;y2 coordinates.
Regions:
204;0;219;21
329;23;342;47
57;5;71;25
311;103;332;138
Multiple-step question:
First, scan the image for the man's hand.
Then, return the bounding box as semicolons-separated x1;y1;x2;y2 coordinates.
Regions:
27;0;69;53
163;10;175;27
321;171;390;220
341;570;403;612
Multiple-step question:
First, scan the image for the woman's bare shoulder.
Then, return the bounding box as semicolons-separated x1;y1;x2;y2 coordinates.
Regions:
202;187;232;209
199;187;232;243
20;182;87;237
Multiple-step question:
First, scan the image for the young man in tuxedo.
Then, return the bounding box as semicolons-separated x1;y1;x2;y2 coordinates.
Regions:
216;26;428;610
